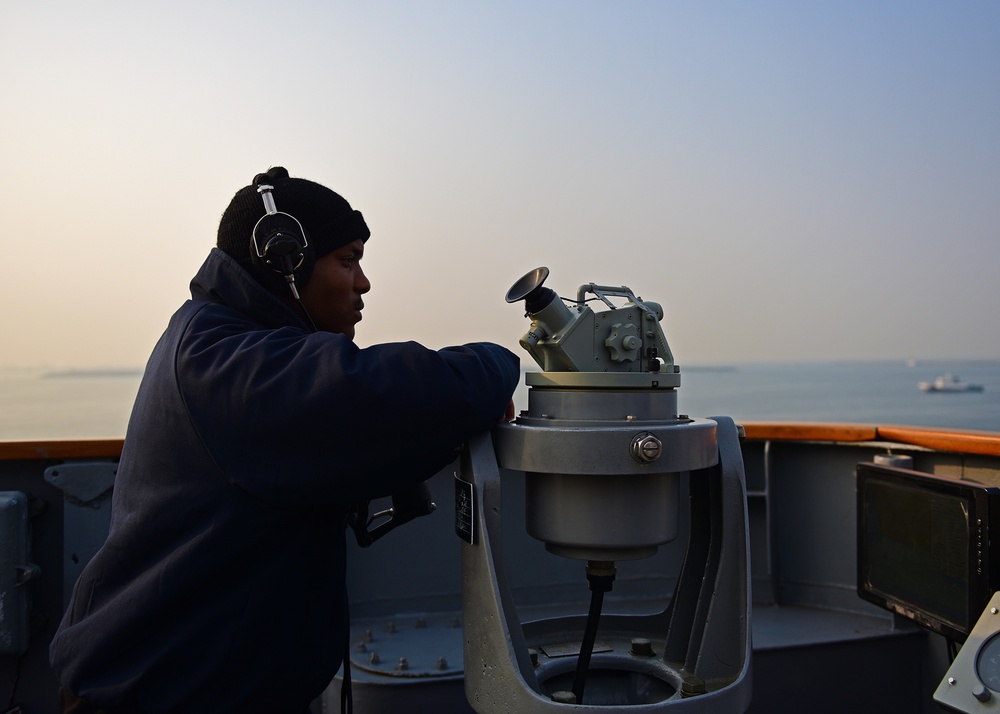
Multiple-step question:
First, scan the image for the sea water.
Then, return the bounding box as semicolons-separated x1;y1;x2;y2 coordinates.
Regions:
0;370;144;440
2;360;999;441
676;360;1000;432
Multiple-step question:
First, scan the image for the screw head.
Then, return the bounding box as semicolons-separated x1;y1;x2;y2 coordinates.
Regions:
631;433;662;463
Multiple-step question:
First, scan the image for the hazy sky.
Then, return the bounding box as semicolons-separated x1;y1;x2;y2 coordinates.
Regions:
2;1;998;370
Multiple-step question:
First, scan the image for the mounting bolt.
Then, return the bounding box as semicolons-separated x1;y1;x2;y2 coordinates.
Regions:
681;675;706;697
630;638;655;657
631;433;662;463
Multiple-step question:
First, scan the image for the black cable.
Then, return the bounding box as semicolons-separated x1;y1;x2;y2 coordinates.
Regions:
341;597;353;714
571;563;616;704
340;648;352;714
572;587;606;704
294;295;318;333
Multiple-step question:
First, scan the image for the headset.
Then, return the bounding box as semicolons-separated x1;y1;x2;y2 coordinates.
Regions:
249;173;317;331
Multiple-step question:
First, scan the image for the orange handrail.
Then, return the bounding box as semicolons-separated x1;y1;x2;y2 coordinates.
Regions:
740;422;878;443
742;422;1000;458
0;439;124;461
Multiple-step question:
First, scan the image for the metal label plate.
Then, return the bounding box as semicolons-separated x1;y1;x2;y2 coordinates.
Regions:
454;475;475;545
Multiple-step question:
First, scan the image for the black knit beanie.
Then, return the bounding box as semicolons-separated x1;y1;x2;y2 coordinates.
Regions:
217;167;370;290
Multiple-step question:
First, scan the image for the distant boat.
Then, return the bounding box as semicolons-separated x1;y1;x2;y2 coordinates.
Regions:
918;374;984;393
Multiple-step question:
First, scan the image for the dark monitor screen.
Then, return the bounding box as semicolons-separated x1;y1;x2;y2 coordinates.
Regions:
857;462;1000;641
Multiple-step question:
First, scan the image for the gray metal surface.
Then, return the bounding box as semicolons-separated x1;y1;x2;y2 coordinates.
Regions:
0;491;34;655
494;419;718;476
44;461;117;607
523;384;681;421
459;415;752;712
525;371;682;390
935;591;1000;712
1;432;989;712
0;455;116;711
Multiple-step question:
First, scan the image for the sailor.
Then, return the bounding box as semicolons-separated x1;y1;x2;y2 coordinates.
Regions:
49;167;520;713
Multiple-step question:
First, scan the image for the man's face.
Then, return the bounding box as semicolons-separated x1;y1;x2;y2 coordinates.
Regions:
300;238;370;338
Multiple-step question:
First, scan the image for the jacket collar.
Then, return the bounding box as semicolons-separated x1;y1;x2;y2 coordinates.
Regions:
189;248;310;330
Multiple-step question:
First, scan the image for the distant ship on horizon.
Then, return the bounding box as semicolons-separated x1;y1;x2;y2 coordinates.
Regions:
918;374;984;393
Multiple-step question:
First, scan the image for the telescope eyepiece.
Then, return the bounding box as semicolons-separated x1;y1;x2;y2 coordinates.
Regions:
506;266;557;315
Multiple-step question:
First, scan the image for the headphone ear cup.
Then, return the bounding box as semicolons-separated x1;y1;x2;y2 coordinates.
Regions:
261;234;305;276
250;211;313;287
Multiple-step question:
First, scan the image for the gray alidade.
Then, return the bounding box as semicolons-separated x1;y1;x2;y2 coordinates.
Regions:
457;268;752;712
506;266;675;377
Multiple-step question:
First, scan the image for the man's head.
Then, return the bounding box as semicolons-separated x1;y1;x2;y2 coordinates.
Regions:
299;238;370;338
217;167;371;336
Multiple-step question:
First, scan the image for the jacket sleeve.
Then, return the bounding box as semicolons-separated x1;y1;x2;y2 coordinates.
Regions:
177;311;521;504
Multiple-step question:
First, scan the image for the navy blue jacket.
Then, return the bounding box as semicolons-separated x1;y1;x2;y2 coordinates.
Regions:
50;249;520;713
